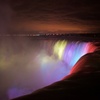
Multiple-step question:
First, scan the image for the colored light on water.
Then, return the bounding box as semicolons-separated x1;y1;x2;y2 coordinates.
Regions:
6;40;96;99
53;40;67;60
37;40;96;85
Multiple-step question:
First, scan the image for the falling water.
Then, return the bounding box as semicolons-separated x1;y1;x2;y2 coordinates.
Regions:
0;37;96;100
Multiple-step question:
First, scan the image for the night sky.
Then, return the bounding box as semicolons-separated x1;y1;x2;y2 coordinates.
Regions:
0;0;100;34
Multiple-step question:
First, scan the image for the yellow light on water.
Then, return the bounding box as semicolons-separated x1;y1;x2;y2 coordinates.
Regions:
53;40;67;60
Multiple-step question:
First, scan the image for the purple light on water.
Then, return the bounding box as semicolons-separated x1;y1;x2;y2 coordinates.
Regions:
7;40;96;99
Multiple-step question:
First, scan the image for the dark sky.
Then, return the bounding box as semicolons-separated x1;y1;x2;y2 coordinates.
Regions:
0;0;100;34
